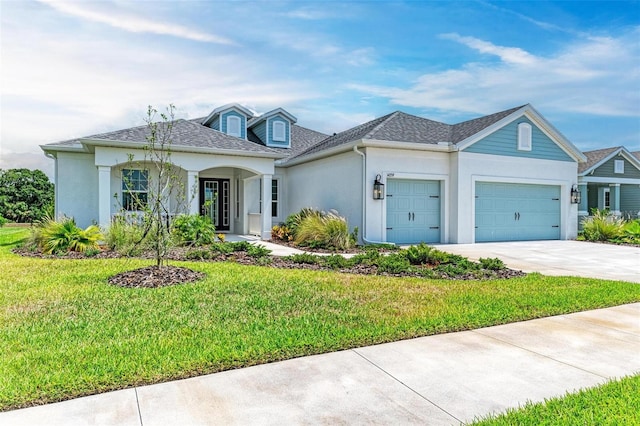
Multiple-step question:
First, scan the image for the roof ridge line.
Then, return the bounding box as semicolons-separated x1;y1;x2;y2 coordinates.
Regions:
364;111;401;139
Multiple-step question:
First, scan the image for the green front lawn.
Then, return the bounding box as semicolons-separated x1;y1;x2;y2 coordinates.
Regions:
1;227;639;411
473;375;640;425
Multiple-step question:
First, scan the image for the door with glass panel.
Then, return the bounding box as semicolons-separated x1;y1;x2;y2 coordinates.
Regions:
199;178;230;231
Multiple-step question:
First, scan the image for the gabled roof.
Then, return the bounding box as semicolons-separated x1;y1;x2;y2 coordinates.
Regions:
202;103;255;126
43;119;289;157
247;107;297;127
43;116;328;159
579;146;640;175
287;104;581;164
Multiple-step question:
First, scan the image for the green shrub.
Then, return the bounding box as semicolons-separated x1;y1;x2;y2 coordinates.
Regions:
294;209;354;250
210;242;234;255
229;241;251;252
403;243;433;265
33;216;102;254
284;207;320;236
581;209;624;241
246;244;271;258
286;253;321;264
323;254;351;269
618;220;640;244
479;257;506;271
104;216;149;256
0;215;6;227
350;250;382;266
376;254;412;274
185;248;213;260
172;214;216;246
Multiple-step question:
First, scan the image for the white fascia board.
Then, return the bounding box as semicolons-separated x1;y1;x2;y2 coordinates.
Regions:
248;108;297;128
456;105;586;163
278;141;361;166
279;138;455;167
81;138;286;159
203;103;255;126
579;176;640;185
40;143;89;154
579;147;640;176
362;139;455;152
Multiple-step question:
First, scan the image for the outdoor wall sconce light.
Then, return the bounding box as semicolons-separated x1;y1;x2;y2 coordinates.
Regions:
570;184;581;204
373;174;385;200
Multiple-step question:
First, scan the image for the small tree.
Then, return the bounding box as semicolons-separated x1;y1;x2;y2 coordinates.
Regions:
0;168;54;223
121;104;188;267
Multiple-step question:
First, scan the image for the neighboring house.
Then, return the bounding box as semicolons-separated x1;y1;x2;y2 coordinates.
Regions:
42;103;586;244
578;146;640;221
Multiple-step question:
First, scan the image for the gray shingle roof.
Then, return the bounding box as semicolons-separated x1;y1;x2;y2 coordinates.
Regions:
286;105;527;162
45;117;328;157
578;146;621;174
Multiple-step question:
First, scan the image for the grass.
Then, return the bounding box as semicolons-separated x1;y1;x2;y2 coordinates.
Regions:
472;375;640;425
1;227;639;411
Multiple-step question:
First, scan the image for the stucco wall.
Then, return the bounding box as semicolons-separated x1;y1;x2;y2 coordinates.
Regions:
364;147;451;243
56;152;98;228
455;152;579;243
285;151;362;236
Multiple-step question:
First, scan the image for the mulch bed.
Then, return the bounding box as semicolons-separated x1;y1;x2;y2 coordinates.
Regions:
108;265;205;288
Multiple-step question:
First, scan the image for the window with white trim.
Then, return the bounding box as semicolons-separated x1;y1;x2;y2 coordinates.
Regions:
227;115;241;137
614;160;624;174
271;179;279;217
517;122;532;151
272;121;286;142
122;169;148;211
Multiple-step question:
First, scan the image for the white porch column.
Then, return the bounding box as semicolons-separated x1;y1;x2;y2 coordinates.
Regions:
97;166;111;228
261;174;272;240
187;170;199;215
610;183;621;216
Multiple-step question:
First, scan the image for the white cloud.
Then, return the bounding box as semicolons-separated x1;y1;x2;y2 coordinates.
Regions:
350;29;640;118
37;0;235;44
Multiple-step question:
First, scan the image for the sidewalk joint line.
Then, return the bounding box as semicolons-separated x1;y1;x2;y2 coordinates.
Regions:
351;349;463;424
471;329;610;380
134;387;144;426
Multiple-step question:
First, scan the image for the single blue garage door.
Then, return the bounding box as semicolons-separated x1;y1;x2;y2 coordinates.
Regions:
475;182;561;242
387;179;441;244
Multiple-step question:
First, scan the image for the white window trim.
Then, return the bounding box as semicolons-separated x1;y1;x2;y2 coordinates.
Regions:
227;115;241;137
272;121;286;142
614;159;624;174
517;122;532;151
121;168;149;212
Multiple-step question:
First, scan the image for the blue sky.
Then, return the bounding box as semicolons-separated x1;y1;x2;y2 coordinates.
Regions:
1;0;639;178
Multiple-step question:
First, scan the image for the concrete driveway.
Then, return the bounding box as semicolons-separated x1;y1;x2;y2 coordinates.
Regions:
435;240;640;283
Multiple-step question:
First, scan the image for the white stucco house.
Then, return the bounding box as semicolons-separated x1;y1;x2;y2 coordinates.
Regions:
42;103;586;244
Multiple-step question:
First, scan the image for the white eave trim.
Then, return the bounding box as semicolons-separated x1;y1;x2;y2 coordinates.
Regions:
455;105;586;163
40;144;88;154
279;139;456;167
248;108;297;128
579;176;640;185
81;138;287;159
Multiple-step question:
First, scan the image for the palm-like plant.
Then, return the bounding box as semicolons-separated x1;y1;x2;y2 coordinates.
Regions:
36;216;103;254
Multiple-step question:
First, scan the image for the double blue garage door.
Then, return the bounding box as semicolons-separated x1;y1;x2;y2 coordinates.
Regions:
475;182;561;242
386;179;561;244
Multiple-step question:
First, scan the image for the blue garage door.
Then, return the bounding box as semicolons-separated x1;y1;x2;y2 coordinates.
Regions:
387;179;441;244
475;182;561;242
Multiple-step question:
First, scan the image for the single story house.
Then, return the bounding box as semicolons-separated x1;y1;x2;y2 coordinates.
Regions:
42;103;586;244
578;146;640;220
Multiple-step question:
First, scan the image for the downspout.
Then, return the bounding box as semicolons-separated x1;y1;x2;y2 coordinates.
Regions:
353;145;394;246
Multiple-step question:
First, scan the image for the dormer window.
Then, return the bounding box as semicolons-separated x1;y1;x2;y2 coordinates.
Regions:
273;121;286;142
227;116;241;137
517;122;532;151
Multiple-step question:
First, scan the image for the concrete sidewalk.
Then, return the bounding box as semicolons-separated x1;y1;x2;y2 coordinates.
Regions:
3;303;639;425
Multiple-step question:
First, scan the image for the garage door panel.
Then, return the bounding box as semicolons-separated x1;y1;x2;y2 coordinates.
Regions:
387;179;441;244
475;182;560;242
